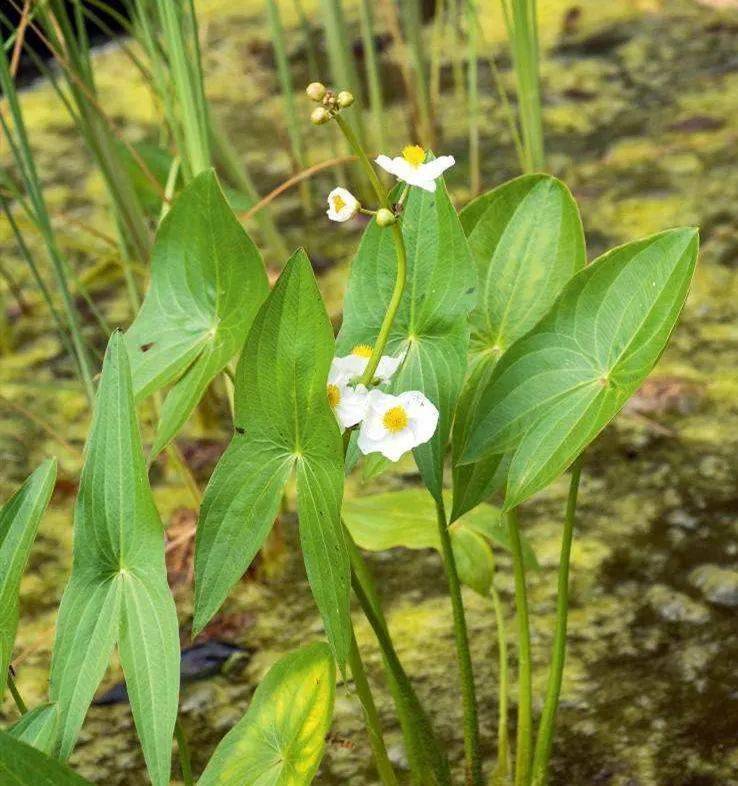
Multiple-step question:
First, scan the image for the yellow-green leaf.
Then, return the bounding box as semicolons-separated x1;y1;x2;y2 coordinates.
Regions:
198;643;335;786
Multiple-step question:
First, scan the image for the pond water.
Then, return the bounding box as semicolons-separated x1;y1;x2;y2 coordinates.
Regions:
1;1;737;784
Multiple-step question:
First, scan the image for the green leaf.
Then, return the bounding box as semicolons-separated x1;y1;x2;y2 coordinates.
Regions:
198;642;335;786
8;704;59;755
452;174;585;520
337;176;476;502
194;252;350;667
126;168;269;456
49;332;179;786
342;489;537;596
0;731;94;785
462;228;699;508
0;459;56;700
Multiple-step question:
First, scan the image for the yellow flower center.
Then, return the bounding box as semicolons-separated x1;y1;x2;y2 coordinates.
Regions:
332;193;347;212
402;145;426;168
351;344;373;358
327;384;341;408
383;406;408;433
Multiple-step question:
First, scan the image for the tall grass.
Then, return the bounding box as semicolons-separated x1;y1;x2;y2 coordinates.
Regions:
467;0;480;194
0;39;96;404
358;0;387;154
399;0;435;147
502;0;545;172
266;0;311;213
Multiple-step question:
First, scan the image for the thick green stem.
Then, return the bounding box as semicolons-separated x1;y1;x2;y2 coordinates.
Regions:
174;718;194;786
435;498;483;786
7;671;28;715
348;630;400;786
508;506;533;786
530;456;584;786
348;538;453;786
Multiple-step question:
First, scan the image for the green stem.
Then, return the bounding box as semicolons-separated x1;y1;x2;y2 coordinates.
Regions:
174;718;194;786
435;498;483;786
507;506;533;786
489;559;511;783
348;630;400;786
358;0;388;154
530;456;584;786
7;671;28;715
333;114;407;386
348;538;453;786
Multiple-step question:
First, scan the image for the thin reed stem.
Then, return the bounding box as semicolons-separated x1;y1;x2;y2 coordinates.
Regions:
358;0;387;154
266;0;311;213
467;0;480;195
400;0;435;147
348;631;400;786
530;455;584;786
508;506;533;786
434;497;483;786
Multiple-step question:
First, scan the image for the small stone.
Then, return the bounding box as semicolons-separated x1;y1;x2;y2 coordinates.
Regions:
645;584;710;624
689;564;738;608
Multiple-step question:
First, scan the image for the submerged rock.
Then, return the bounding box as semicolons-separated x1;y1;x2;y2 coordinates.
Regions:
645;584;710;624
93;642;249;706
689;564;738;608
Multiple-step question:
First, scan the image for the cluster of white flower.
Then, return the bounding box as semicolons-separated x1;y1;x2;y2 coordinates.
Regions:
326;145;455;222
327;345;439;462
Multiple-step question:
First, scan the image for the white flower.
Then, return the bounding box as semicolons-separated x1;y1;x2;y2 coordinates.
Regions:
327;365;368;431
331;344;405;384
326;187;360;222
357;389;439;461
375;145;454;193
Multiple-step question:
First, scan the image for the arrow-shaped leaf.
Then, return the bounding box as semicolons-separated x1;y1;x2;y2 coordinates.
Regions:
198;643;335;786
126;169;269;456
0;458;56;700
337;175;476;501
452;175;585;520
462;228;699;509
49;332;179;786
194;251;350;667
0;731;94;786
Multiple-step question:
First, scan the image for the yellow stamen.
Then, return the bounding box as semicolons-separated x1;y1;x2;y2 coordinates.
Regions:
402;145;426;168
327;384;341;408
332;194;346;212
383;406;408;433
351;344;373;358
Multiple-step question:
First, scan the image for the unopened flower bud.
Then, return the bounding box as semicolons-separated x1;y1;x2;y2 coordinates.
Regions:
376;208;396;227
306;82;327;102
337;90;355;108
311;107;331;125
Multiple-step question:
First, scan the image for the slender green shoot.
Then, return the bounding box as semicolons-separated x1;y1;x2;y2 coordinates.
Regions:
348;631;400;786
435;497;483;786
501;0;545;171
174;718;194;786
507;506;533;786
429;0;445;112
489;554;511;784
531;456;584;786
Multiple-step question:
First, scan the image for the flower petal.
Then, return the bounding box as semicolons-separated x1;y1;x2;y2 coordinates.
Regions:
420;156;455;181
